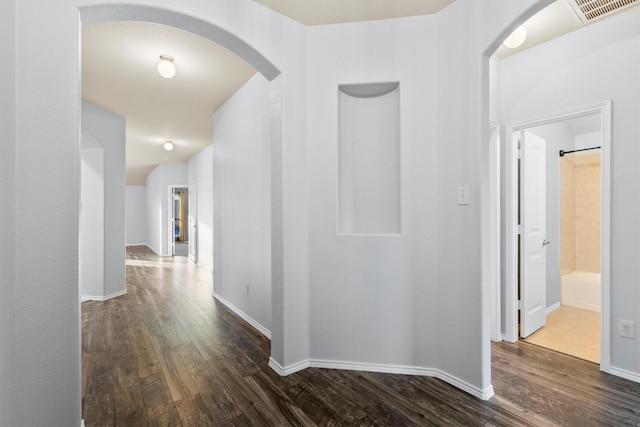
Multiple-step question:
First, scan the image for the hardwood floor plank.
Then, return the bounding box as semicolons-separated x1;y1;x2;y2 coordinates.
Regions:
206;356;284;425
284;381;347;425
146;401;183;427
113;353;147;426
244;371;318;426
319;368;427;425
291;368;368;424
183;325;223;362
370;372;491;426
176;342;242;422
153;341;200;402
81;246;640;426
174;394;216;426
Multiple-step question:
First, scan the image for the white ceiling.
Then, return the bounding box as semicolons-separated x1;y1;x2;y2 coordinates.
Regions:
82;22;255;184
250;0;455;25
81;0;636;185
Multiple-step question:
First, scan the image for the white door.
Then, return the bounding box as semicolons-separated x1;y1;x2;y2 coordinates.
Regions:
520;130;548;338
189;183;197;262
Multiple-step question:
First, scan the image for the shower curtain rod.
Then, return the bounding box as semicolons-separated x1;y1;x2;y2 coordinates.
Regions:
559;146;601;157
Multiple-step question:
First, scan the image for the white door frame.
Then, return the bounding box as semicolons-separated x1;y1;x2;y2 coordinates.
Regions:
167;184;189;256
189;182;197;262
488;122;502;342
501;101;611;372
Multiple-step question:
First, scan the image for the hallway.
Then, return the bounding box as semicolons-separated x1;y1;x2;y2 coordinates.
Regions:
81;246;640;426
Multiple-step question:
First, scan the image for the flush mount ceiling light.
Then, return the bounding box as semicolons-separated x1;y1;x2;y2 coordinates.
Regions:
157;55;176;78
503;26;527;49
163;140;174;151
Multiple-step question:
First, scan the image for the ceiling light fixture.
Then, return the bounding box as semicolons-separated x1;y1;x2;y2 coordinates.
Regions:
163;140;174;151
157;55;176;78
503;26;527;49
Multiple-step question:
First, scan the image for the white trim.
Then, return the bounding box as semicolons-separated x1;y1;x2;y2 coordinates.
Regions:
272;358;494;401
599;102;612;372
268;357;310;376
125;243;148;247
213;292;271;339
546;301;561;314
608;366;640;384
503;123;519;343
81;289;127;302
81;420;85;427
488;121;501;343
504;102;612;369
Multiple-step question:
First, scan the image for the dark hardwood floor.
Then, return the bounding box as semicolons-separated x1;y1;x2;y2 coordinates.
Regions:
82;246;640;426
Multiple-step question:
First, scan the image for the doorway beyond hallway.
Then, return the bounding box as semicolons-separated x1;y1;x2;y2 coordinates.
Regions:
174;241;189;257
523;305;600;363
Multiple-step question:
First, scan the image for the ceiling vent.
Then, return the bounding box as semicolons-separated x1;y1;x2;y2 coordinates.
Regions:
567;0;639;23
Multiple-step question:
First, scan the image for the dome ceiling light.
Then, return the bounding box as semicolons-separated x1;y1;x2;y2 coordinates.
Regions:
163;140;174;151
157;55;176;78
503;26;527;49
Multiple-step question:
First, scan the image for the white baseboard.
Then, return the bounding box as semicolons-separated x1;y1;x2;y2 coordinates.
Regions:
546;302;561;314
268;357;310;376
81;419;85;427
81;289;127;302
125;243;148;247
502;333;518;343
213;292;271;339
609;366;640;384
269;358;494;401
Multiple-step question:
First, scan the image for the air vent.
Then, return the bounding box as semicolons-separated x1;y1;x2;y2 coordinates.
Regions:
567;0;639;23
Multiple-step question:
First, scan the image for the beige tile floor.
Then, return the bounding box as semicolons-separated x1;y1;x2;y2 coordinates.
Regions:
524;305;600;363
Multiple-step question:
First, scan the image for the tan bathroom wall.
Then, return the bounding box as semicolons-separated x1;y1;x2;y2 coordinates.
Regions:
560;156;576;275
574;154;601;272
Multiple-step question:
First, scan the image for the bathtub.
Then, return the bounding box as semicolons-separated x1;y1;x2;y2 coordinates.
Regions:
561;271;601;312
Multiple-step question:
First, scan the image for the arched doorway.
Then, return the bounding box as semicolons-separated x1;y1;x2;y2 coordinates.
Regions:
78;0;285;381
483;0;640;386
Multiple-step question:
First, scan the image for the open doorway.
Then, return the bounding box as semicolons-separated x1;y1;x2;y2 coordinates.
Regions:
170;186;189;257
80;0;282;340
484;0;640;380
500;103;611;369
515;113;605;363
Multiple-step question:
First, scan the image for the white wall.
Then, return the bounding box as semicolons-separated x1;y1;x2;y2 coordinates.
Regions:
80;131;105;299
82;101;126;298
308;17;438;367
500;8;640;377
306;0;543;396
0;0;15;422
13;1;81;424
213;74;272;332
145;163;188;256
146;165;162;254
188;145;214;272
125;185;148;246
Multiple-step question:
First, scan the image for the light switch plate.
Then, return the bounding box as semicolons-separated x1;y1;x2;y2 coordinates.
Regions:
457;186;469;205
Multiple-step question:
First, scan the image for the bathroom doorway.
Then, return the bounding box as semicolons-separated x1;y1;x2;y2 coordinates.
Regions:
504;103;611;367
522;114;602;362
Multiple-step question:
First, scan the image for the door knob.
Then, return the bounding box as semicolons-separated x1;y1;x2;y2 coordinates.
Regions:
541;239;550;248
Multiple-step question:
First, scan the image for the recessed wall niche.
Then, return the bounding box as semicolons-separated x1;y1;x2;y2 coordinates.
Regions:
338;82;401;235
